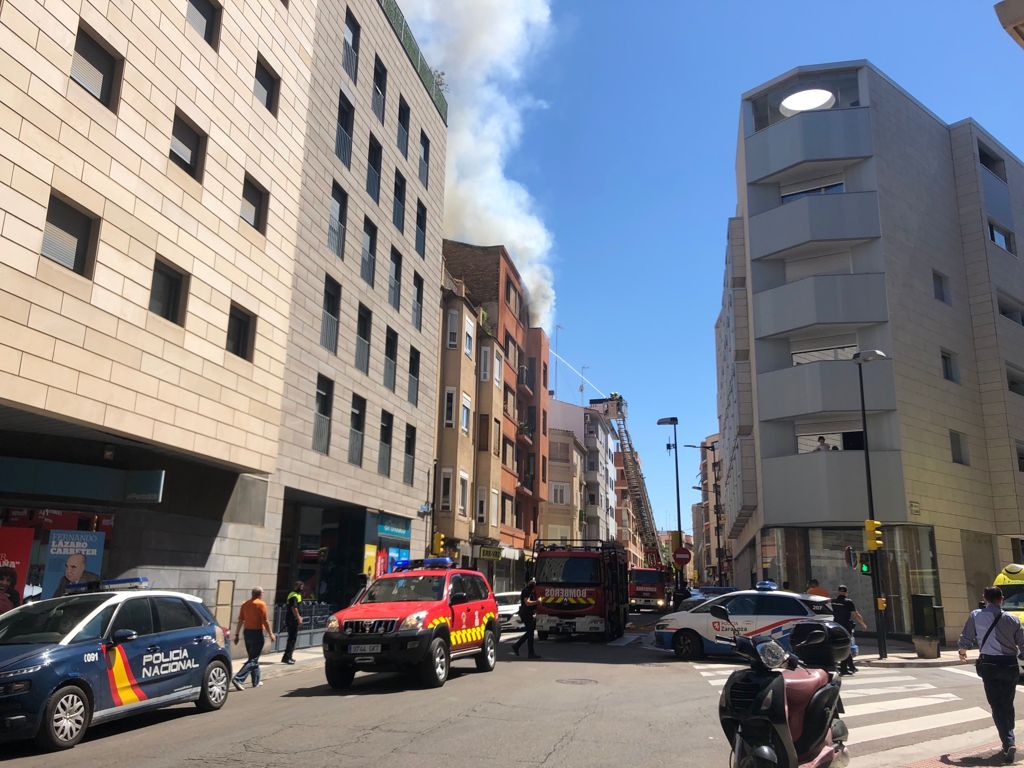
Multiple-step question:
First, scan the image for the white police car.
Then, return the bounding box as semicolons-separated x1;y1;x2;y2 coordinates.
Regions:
654;584;832;660
0;580;231;751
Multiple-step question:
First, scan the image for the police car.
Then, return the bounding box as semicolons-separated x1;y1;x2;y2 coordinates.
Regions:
654;583;833;660
0;579;231;751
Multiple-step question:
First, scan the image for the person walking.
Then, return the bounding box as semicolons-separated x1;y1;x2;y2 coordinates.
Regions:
232;586;276;690
806;578;829;598
958;586;1024;763
512;577;541;659
831;585;867;675
280;581;304;665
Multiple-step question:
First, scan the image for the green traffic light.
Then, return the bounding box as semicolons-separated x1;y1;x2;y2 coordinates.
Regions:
860;562;871;574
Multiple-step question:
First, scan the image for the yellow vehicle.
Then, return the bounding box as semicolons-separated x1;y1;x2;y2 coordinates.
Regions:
993;564;1024;619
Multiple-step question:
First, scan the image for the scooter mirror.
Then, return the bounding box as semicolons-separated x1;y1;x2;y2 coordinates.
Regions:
710;605;730;621
796;627;828;647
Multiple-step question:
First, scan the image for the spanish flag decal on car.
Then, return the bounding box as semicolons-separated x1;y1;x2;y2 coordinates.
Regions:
106;645;147;706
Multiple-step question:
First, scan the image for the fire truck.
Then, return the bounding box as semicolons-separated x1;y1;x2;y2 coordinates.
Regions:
627;565;674;611
532;540;629;641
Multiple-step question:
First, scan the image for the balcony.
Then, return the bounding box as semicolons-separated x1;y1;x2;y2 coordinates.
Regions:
745;107;872;184
584;468;599;484
517;475;534;496
388;276;401;310
753;273;887;340
981;164;1013;226
393;197;405;232
378;442;391;477
335;125;352;168
360;248;375;286
516;423;534;446
748;191;881;261
998;314;1024;370
397;122;408;158
312;413;331;454
415;225;425;257
517;369;535;396
403;452;414;485
757;359;896;421
383;356;396;391
419;156;429;187
366;165;381;203
761;449;906;527
354;335;370;374
372;86;385;123
328;220;345;258
348;429;363;465
319;310;338;353
411;299;422;331
407;374;419;406
342;40;358;82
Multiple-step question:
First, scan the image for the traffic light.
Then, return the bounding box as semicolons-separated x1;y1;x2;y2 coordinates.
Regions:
859;552;871;575
864;519;884;551
876;596;887;612
432;531;445;555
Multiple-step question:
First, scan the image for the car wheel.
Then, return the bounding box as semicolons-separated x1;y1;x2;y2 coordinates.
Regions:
537;630;549;641
673;629;703;661
419;637;450;688
325;663;355;690
475;629;496;672
196;659;229;711
35;684;90;751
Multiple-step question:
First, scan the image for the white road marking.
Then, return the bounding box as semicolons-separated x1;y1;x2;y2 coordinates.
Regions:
839;675;916;686
846;707;990;745
841;693;959;718
841;683;936;698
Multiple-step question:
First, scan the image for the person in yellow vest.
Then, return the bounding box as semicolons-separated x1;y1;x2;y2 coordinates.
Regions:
281;581;304;664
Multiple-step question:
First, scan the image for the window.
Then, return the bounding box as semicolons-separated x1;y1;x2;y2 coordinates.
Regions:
459;472;469;516
154;597;202;631
461;393;471;434
443;387;455;428
329;183;347;258
342;10;359;81
464;317;474;358
169;111;206;180
419;131;430;186
753;595;807;617
384;327;398;391
321;276;341;353
335;93;354;167
408;346;420;405
476;487;487;524
940;349;959;383
480;346;491;381
360;219;376;286
355;303;372;373
550;441;570;462
542;455;547;482
493;418;500;456
950;430;969;465
240;175;267;233
348;394;366;465
388;249;402;310
446;309;458;348
989;220;1016;254
149;259;188;324
313;375;333;454
440;468;453;511
551;482;568;505
41;194;95;275
185;0;220;47
378;410;393;477
478;414;489;451
71;26;121;110
397;97;410;157
1000;293;1024;327
780;181;844;204
403;424;416;485
412;273;423;330
110;598;153;636
366;135;382;203
372;56;387;123
791;345;858;365
979;142;1007;182
542;410;548;436
226;303;254;360
490;489;500;527
415;201;427;257
253;55;279;115
1017;441;1024;473
392;171;406;232
543;362;548;389
1009;366;1024;397
494;350;503;387
929;270;950;303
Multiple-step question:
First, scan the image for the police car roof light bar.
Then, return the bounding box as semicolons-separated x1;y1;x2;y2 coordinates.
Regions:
393;557;454;572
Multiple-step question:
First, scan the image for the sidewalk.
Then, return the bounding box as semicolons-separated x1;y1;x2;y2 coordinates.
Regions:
229;646;324;685
856;639;976;668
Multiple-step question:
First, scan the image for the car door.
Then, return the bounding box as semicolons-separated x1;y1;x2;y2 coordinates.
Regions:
753;594;812;647
448;574;472;650
149;596;209;698
104;597;157;708
689;593;756;652
466;575;491;647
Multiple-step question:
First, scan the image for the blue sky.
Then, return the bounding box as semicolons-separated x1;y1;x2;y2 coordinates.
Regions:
505;2;1024;534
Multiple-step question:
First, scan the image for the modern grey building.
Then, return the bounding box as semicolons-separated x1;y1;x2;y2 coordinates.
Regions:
717;60;1024;641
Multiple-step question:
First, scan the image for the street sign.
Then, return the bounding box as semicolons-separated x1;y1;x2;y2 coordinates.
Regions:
673;547;692;567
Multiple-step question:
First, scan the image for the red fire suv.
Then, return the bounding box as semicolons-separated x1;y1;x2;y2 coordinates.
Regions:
322;558;499;689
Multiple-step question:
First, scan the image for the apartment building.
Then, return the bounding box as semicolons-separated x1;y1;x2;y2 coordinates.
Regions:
441;239;550;591
690;434;729;586
995;1;1024;48
549;400;617;542
542;427;585;543
717;60;1024;641
614;451;644;566
0;0;445;610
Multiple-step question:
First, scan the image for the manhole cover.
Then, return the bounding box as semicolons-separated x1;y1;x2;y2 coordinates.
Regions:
636;663;668;668
556;678;598;686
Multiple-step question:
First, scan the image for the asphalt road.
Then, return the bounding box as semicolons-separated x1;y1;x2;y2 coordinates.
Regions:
0;616;1012;767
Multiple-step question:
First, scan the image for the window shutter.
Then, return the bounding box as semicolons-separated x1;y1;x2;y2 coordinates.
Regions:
42;197;90;273
71;32;113;104
170;118;198;172
185;0;215;43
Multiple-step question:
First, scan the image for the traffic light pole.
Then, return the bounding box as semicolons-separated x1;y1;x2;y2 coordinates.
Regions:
858;363;888;660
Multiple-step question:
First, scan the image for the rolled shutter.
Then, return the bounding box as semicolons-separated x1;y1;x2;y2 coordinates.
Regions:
41;197;90;273
71;31;113;105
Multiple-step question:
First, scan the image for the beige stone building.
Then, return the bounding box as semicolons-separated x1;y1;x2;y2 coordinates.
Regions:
717;60;1024;641
690;433;728;586
542;427;584;543
0;0;446;612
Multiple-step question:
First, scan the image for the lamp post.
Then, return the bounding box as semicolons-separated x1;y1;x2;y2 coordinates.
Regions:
657;417;682;590
854;349;888;660
686;442;725;586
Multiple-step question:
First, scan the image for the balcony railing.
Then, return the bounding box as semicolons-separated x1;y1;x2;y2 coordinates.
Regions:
397;123;408;157
335;125;352;167
312;413;331;454
387;277;401;310
328;220;345;258
393;197;405;232
320;310;338;353
411;299;422;331
348;429;363;465
407;374;419;406
366;166;380;203
415;226;425;256
518;370;535;393
419;157;428;186
342;41;358;81
360;248;375;285
403;452;414;485
378;442;391;476
372;86;385;122
355;335;370;373
383;356;396;391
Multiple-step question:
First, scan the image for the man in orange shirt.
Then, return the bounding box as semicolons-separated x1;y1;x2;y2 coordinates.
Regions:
806;578;830;598
231;586;276;690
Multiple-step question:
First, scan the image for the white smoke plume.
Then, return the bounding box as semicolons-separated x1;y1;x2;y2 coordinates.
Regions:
400;0;556;329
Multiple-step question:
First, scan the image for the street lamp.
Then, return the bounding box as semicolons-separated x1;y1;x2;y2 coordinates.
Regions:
854;349;888;660
686;442;725;586
657;417;682;590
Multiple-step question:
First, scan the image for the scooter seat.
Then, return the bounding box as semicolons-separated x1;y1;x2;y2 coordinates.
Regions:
783;667;828;743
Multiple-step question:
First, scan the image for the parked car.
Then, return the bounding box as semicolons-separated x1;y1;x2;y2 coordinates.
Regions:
673;586;738;611
495;592;523;630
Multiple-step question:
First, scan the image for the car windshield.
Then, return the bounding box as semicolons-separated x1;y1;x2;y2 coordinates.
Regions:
361;575;444;603
1001;585;1024;610
630;570;661;585
495;594;520;606
0;595;110;645
536;556;599;584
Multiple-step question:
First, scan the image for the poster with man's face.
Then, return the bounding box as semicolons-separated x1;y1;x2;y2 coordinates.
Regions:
41;530;104;599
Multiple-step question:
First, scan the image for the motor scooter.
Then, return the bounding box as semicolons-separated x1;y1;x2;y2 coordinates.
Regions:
710;604;850;768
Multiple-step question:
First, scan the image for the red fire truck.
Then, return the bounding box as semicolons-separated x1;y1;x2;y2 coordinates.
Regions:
532;540;629;641
627;566;674;612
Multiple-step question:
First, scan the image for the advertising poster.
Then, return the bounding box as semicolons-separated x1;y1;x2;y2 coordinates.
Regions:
363;544;377;578
0;527;33;614
41;530;105;599
374;546;388;579
387;547;410;573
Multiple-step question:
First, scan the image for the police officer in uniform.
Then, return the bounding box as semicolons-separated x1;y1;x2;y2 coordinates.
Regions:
281;581;304;665
512;577;541;659
831;585;867;675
